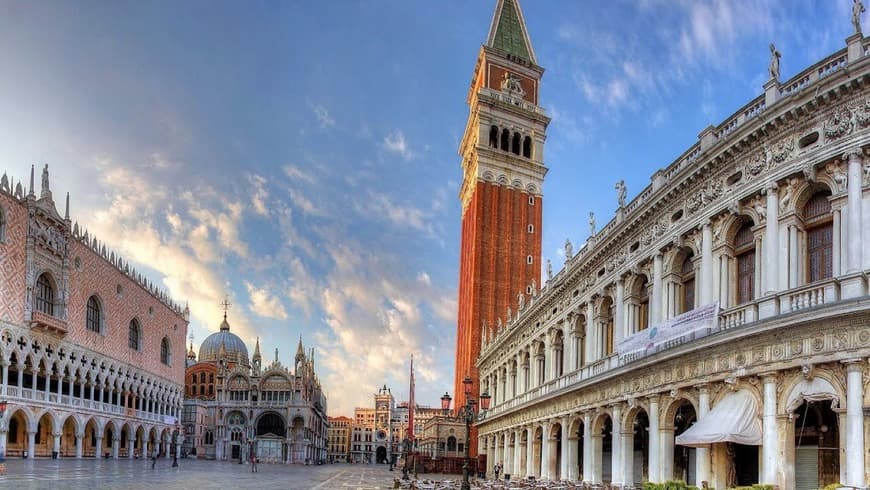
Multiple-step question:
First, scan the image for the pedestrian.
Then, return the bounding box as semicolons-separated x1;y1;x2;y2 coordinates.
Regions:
250;452;258;473
494;462;500;480
151;448;158;470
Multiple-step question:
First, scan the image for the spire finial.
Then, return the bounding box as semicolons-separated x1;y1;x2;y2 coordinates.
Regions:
28;164;35;197
64;192;70;220
220;294;232;321
486;0;537;64
275;348;279;363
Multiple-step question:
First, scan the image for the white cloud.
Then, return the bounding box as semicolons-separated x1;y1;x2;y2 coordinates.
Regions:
358;191;434;236
383;130;414;160
283;164;317;184
312;104;335;129
245;281;289;320
249;174;270;216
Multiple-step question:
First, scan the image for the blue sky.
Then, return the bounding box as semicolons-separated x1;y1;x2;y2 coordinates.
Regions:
0;0;858;415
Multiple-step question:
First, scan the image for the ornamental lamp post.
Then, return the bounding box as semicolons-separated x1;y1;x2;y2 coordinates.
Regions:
445;376;490;490
440;392;452;416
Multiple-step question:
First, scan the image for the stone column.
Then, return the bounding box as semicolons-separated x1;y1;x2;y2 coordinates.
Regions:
761;374;779;485
648;396;661;483
582;412;593;483
611;404;624;485
113;436;121;459
591;422;603;483
127;435;134;459
52;432;61;458
844;360;866;487
567;424;579;481
833;209;842;276
1;363;7;397
764;182;779;295
27;430;35;458
0;429;6;460
652;254;663;325
503;431;510;476
659;425;675;482
75;431;83;458
586;302;596;363
846;149;864;273
560;415;570;481
696;387;711;486
540;423;550;480
788;225;799;288
514;429;523;478
526;426;535;479
95;435;103;459
701;222;714;305
614;279;625;346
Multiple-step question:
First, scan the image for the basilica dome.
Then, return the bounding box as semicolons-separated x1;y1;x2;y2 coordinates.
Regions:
198;317;250;367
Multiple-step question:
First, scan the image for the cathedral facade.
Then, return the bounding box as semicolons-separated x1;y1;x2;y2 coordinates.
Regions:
466;1;870;489
182;325;328;465
0;166;189;460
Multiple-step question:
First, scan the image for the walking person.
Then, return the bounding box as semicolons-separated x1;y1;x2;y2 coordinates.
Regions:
250;452;258;473
151;448;158;470
494;462;501;480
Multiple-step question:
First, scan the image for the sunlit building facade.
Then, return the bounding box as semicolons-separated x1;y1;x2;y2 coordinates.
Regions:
467;1;870;489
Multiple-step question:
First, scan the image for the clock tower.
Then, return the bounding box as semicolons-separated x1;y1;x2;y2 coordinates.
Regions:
454;0;549;453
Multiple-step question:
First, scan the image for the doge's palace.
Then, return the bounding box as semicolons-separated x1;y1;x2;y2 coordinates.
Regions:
0;165;188;460
470;2;870;489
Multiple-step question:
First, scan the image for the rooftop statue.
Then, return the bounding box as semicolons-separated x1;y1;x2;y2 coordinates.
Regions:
615;180;626;208
768;43;781;82
589;212;596;237
854;0;865;34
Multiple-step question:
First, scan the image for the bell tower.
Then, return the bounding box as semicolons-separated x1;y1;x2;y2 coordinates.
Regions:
454;0;549;442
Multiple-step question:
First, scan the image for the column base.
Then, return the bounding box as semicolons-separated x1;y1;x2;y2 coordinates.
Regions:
840;272;868;300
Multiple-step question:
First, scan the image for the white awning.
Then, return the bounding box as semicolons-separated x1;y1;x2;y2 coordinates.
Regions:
675;389;762;447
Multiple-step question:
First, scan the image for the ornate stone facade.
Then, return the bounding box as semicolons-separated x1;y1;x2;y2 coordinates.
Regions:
471;5;870;490
0;166;189;460
182;334;328;464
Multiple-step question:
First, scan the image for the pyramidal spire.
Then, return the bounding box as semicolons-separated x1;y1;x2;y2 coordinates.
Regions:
296;336;305;357
486;0;536;64
253;336;261;360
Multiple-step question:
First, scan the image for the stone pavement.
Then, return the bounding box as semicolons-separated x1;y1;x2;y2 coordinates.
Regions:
0;458;464;490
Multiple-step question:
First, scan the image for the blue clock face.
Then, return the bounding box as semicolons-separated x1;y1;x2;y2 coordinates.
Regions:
377;430;387;440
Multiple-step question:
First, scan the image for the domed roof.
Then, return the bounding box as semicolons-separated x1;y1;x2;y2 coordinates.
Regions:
198;316;250;367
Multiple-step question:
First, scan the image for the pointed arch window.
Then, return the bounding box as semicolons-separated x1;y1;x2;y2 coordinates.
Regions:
161;337;171;365
86;296;102;333
511;132;521;155
734;222;756;305
500;129;510;151
522;136;532;158
35;273;55;316
128;319;141;351
804;192;833;282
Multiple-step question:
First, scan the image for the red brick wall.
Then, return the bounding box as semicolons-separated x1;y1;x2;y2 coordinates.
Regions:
67;238;188;385
184;362;217;399
455;180;542;452
0;193;29;323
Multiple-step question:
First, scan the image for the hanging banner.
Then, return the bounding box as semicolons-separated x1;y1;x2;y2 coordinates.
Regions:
617;302;719;362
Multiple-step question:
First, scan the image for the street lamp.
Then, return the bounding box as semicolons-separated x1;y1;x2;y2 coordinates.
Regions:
444;376;490;490
440;392;452;416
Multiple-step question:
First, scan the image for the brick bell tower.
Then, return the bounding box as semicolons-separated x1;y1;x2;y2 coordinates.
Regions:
454;0;549;452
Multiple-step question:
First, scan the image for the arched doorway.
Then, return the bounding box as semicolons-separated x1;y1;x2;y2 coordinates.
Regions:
793;399;839;490
550;423;562;480
135;426;146;458
673;401;697;485
625;409;649;485
256;412;286;463
290;416;305;463
532;426;543;477
35;412;54;457
376;446;387;464
60;415;77;457
7;409;28;457
570;419;584;481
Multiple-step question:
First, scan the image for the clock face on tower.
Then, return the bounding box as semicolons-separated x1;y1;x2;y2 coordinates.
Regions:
377;401;387;410
376;429;387;441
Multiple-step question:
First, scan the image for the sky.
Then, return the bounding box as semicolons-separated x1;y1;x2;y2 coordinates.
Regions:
0;0;859;416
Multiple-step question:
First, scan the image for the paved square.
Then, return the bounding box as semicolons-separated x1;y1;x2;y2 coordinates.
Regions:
0;459;469;490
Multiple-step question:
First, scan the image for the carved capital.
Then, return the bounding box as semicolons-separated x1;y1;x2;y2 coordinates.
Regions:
843;147;863;162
